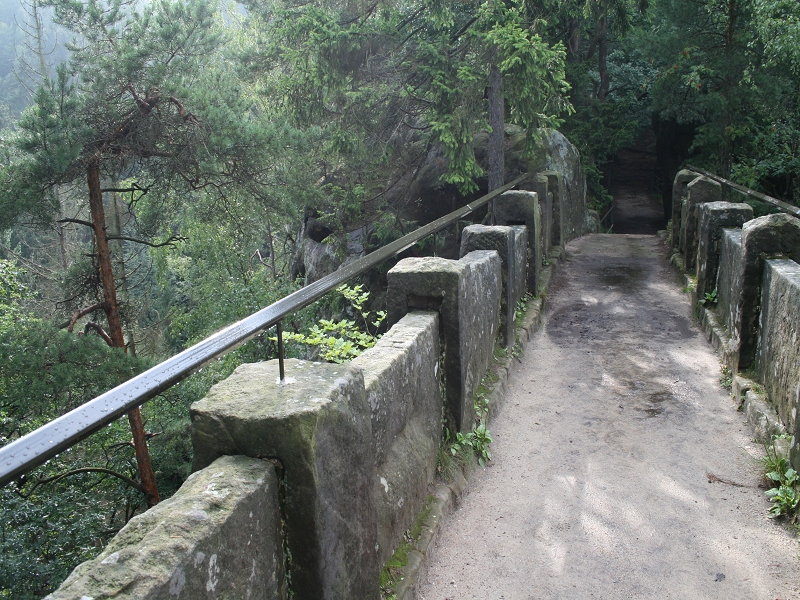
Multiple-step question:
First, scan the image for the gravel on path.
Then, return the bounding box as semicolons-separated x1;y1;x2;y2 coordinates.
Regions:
418;233;800;600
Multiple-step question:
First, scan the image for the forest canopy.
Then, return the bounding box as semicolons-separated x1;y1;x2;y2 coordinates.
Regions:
1;0;800;597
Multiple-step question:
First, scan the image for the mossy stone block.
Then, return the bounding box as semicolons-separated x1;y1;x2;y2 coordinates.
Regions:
48;456;284;600
191;359;378;600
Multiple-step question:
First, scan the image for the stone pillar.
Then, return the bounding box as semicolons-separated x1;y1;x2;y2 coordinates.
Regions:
541;170;565;251
671;170;700;248
386;251;501;432
717;228;744;339
737;214;800;368
47;456;285;600
493;190;541;293
460;225;528;348
532;174;551;257
695;202;753;301
191;360;378;600
756;259;800;470
682;176;722;272
351;313;441;567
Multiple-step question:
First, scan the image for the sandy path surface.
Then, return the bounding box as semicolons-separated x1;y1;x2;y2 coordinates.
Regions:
418;234;800;600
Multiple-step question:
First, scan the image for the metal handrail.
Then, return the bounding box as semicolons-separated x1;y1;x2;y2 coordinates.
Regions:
686;165;800;219
600;205;614;233
0;173;531;487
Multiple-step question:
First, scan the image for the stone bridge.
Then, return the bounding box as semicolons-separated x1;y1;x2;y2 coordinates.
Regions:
46;169;800;599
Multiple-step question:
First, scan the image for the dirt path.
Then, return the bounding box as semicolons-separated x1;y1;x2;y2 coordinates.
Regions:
418;234;800;600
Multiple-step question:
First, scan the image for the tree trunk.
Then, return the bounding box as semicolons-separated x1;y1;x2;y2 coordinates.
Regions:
487;46;505;222
87;158;160;507
109;190;136;355
567;17;581;58
597;15;609;101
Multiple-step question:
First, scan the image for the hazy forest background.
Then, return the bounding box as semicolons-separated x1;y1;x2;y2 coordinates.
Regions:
1;0;800;596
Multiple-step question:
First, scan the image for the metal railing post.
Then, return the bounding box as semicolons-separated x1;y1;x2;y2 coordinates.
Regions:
277;321;285;383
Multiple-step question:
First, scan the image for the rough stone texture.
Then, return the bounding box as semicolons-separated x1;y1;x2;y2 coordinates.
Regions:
460;225;527;347
190;359;378;600
47;456;284;600
386;252;501;432
682;176;722;272
717;228;744;339
494;190;540;294
531;175;551;257
732;375;786;444
290;228;367;285
540;170;565;249
695;202;753;301
537;130;586;244
351;312;441;567
756;259;800;468
671;170;700;248
737;214;800;368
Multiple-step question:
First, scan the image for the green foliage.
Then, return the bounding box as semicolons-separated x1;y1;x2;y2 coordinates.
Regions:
279;284;386;363
514;292;534;326
753;0;800;77
448;422;493;468
0;260;160;598
414;0;572;193
1;482;115;599
762;446;800;521
700;289;718;306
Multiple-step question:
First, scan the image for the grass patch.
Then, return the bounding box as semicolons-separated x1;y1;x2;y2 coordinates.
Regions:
380;496;435;599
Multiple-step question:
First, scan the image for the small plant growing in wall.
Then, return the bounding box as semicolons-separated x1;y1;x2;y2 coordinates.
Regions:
700;289;718;307
762;441;800;522
276;284;386;363
514;293;534;326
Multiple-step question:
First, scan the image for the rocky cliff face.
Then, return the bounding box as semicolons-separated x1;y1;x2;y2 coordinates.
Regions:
290;126;587;285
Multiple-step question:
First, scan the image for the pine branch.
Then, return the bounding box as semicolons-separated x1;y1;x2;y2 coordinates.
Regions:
58;218;95;228
65;302;105;332
16;467;144;497
106;234;186;248
84;321;114;346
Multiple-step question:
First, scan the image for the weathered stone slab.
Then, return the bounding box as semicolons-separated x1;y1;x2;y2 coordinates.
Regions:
695;202;753;301
494;190;540;293
531;175;551;257
351;312;441;566
683;176;722;272
737;214;800;368
190;359;378;600
460;225;527;347
717;228;744;339
671;170;700;248
541;170;565;249
756;259;800;470
511;226;529;300
48;456;284;600
386;251;501;432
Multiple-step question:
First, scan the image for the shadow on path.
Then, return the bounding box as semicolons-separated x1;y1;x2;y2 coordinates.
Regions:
418;234;800;600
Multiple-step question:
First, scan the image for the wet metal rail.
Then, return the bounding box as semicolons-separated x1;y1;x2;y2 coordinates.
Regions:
0;173;531;487
686;164;800;219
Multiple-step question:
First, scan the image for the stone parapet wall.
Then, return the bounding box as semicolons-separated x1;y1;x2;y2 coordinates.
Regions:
45;163;590;599
47;455;285;600
351;312;441;567
386;251;501;433
670;170;800;471
717;228;744;341
756;260;800;464
460;225;528;348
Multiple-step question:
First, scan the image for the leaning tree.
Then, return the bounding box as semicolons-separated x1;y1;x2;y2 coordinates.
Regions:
0;0;293;506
